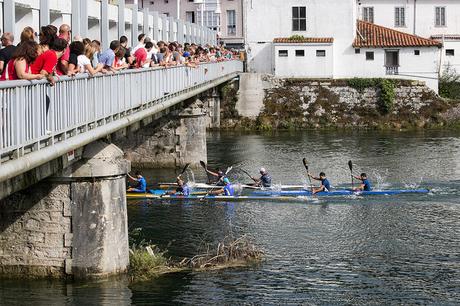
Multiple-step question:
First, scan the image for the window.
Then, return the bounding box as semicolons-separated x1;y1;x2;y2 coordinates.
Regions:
227;10;236;35
414;50;420;56
355;48;361;54
366;51;374;60
197;11;220;30
446;49;455;56
316;50;326;57
292;7;306;31
395;7;405;27
363;7;374;23
435;7;446;26
295;50;305;57
279;50;288;57
186;11;195;23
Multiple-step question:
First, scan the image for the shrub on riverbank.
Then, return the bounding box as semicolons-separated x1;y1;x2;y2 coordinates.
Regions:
128;230;264;282
439;66;460;100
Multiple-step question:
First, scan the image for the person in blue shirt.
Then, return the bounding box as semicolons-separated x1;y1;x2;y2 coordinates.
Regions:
249;167;272;188
353;173;372;191
127;171;147;193
98;40;120;71
212;178;235;196
308;172;331;195
164;175;190;196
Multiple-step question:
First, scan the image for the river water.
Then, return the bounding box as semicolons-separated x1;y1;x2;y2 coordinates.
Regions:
1;130;460;305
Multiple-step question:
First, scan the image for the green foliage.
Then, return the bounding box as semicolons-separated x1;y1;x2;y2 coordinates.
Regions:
439;65;460;100
378;79;395;114
220;83;240;119
347;78;380;92
129;245;169;280
289;34;305;40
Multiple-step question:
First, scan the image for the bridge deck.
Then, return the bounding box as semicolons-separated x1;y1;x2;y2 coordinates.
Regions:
0;61;243;183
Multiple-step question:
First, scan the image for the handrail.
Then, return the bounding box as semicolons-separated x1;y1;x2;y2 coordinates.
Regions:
0;61;243;173
0;62;235;89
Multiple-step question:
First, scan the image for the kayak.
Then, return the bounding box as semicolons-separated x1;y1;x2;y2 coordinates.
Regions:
127;193;307;202
127;188;430;200
250;189;431;197
158;183;310;190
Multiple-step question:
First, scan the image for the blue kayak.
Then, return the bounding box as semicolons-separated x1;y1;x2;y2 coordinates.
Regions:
250;189;431;197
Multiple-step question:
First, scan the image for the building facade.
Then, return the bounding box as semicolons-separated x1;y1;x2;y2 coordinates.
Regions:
0;0;217;50
356;0;460;75
131;0;244;48
245;0;460;92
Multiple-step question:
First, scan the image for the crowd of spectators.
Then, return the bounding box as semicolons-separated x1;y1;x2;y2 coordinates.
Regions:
0;24;238;84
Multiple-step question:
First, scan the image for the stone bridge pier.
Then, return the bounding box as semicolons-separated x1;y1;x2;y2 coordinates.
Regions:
112;89;222;169
0;141;130;279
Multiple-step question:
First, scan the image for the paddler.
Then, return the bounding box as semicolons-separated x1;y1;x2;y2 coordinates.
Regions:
250;167;272;187
127;171;147;193
307;172;331;195
204;168;226;186
352;173;372;191
211;177;235;196
164;175;190;196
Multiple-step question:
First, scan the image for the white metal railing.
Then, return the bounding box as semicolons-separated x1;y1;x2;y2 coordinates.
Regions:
385;66;399;75
0;61;243;168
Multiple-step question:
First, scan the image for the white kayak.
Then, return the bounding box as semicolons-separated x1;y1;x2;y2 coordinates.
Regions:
158;182;312;190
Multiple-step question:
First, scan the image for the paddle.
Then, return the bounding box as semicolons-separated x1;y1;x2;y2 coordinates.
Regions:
200;166;233;201
241;169;257;183
303;158;313;193
161;163;190;197
348;160;354;189
179;163;190;176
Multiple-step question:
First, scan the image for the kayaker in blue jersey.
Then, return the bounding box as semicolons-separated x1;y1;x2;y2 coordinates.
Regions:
212;177;235;196
353;173;372;191
164;174;190;196
127;171;147;193
249;167;272;187
308;172;331;195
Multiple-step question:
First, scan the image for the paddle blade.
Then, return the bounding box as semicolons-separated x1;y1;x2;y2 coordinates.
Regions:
180;163;190;175
225;166;233;175
302;158;309;172
348;160;353;172
200;160;207;169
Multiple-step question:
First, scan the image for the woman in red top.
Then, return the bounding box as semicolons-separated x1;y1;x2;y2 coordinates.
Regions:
0;40;43;81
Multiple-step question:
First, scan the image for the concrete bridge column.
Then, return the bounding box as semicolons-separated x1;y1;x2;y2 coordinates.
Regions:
114;98;208;168
0;141;130;279
206;88;221;129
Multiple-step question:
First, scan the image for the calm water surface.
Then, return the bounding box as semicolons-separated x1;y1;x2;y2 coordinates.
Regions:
1;130;460;305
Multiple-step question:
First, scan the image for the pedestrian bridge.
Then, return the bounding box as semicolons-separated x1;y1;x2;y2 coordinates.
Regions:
0;61;243;200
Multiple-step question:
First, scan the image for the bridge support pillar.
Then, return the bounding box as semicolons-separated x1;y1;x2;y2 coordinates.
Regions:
115;98;207;168
0;141;130;279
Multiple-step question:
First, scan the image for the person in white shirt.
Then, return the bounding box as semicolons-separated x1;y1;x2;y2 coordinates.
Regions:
78;44;104;76
131;33;146;54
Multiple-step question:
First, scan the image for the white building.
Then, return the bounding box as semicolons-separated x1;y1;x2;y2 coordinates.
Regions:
129;0;244;48
245;0;460;92
356;0;460;75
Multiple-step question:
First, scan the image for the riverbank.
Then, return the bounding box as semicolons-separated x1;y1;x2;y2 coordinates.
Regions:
221;74;460;131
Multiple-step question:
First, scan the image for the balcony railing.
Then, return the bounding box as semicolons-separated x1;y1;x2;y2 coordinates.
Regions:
0;61;243;169
385;66;399;75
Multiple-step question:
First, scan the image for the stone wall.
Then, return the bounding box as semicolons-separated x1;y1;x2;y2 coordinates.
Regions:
231;74;460;130
0;141;130;279
114;98;208;168
0;183;72;277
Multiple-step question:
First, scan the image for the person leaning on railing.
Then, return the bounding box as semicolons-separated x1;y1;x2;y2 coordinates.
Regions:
0;40;43;81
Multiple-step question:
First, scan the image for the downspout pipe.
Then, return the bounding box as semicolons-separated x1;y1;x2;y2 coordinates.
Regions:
413;0;417;35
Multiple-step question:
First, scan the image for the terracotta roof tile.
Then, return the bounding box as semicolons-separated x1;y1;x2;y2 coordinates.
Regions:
273;37;334;44
354;20;441;48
